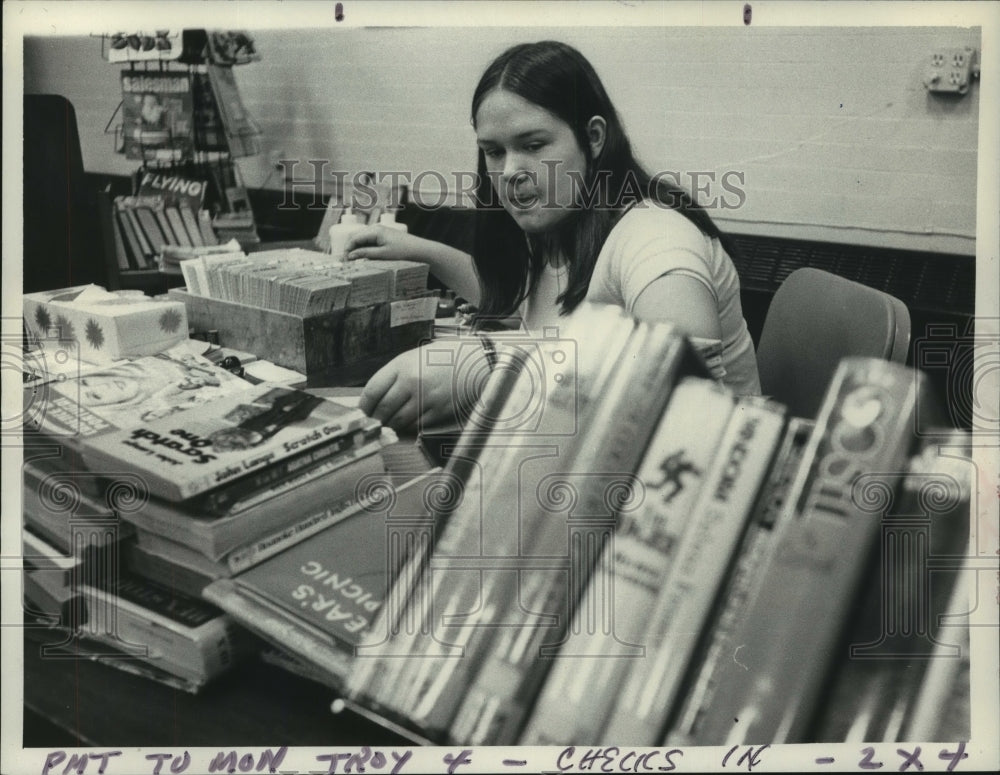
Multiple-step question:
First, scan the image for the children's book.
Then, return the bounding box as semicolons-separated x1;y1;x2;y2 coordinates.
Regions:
80;384;372;503
204;470;449;690
28;345;252;444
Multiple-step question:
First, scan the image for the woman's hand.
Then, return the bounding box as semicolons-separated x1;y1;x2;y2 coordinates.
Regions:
345;227;483;304
345;225;425;263
360;343;467;433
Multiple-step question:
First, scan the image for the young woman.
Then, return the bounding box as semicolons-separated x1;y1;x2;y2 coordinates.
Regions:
347;41;761;431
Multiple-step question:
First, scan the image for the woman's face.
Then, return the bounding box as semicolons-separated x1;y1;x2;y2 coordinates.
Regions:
475;89;589;235
80;374;141;406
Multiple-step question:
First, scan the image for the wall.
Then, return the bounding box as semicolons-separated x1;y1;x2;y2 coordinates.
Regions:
23;25;982;255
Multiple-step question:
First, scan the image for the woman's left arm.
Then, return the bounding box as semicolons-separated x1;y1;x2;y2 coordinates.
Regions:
630;273;723;341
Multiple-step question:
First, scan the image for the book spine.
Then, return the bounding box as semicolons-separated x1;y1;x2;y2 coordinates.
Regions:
601;395;787;745
447;324;710;745
124;207;153;266
81;583;236;683
166;206;194;248
806;430;973;743
118;438;385;561
115;203;145;269
203;578;354;688
689;357;933;745
110;208;131;270
345;306;638;732
198;210;219;246
224;456;386;573
201;423;383;511
665;416;815;744
405;314;647;739
154;207;179;245
135;206;167;254
519;377;736;746
179;204;205;247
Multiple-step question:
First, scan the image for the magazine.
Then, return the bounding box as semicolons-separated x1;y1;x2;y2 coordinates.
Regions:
120;71;194;161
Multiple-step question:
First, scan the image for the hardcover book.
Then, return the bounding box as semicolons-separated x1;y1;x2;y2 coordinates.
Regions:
449;321;713;746
591;393;787;745
688;357;941;745
345;305;639;735
80;384;373;503
666;416;816;744
519;376;737;746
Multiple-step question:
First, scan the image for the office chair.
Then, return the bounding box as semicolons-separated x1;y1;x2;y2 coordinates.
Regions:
755;267;911;419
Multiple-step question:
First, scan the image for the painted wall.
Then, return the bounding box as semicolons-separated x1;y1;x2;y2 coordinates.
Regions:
24;25;981;254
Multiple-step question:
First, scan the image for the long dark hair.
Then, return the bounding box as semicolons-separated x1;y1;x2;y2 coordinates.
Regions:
470;40;732;322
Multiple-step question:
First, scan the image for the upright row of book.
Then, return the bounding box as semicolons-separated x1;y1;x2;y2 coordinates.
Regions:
201;303;972;745
20;302;973;742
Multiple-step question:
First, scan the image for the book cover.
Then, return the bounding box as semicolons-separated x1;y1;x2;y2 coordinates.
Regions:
448;323;713;746
120;71;194;161
688;357;939;745
519;376;736;746
204;471;449;690
27;347;252;443
81;384;371;502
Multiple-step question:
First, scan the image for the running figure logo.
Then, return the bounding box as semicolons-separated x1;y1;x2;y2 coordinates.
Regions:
653;450;701;503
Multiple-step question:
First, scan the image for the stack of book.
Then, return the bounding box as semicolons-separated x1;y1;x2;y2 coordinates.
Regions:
20;344;394;690
203;302;971;745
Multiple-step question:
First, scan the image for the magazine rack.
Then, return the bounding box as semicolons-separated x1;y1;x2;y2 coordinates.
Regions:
100;31;263;288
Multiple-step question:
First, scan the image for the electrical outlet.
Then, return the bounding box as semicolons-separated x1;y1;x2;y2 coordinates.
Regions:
924;46;978;95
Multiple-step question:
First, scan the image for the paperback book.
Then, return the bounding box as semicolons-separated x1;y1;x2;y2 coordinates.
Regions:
204;470;450;690
27;345;252;445
80;384;374;504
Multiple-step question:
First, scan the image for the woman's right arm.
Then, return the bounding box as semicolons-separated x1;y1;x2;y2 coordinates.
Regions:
345;225;481;304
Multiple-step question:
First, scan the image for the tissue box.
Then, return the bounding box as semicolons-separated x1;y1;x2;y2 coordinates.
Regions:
23;285;188;362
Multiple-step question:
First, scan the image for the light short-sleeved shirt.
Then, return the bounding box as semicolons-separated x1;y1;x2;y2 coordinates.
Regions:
520;203;762;396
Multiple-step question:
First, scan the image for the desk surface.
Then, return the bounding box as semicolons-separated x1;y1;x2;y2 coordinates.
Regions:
23;628;408;748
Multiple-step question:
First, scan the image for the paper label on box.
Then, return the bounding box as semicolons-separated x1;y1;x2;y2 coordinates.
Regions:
390;296;438;327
